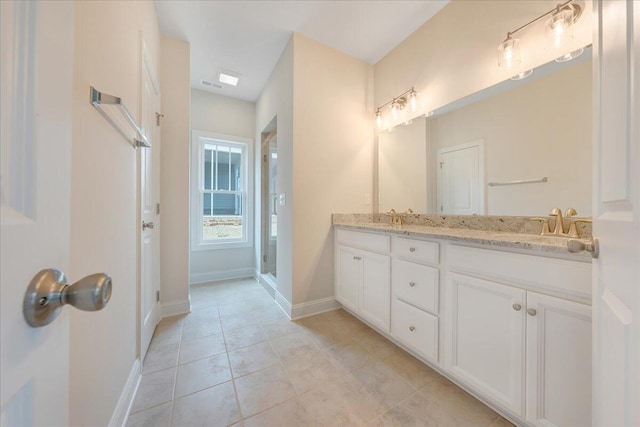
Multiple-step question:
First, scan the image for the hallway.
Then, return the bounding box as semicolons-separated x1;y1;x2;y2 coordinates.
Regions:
127;279;513;426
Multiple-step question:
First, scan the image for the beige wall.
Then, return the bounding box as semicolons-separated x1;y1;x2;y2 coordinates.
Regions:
374;0;592;129
70;1;159;425
190;89;256;283
291;33;374;305
255;38;294;303
429;60;592;216
159;36;191;311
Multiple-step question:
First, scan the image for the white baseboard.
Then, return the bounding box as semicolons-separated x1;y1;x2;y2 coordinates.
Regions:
189;268;255;285
161;297;191;318
274;290;292;319
108;358;141;427
291;297;341;320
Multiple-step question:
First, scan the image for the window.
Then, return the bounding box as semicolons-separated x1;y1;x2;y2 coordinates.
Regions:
191;131;253;250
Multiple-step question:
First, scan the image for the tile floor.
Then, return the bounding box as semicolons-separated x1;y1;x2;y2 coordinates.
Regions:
127;278;514;427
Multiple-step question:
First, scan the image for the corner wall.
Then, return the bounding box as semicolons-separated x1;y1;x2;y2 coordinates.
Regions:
291;33;374;306
255;38;294;305
190;90;256;284
159;36;191;315
69;1;159;425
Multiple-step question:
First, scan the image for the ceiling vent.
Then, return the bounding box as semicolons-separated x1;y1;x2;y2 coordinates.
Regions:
200;79;222;89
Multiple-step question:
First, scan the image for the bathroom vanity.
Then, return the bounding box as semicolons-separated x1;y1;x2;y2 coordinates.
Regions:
333;217;592;427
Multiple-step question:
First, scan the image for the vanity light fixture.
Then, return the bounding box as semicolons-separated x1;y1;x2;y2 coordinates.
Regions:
555;47;584;62
498;0;582;69
375;87;417;129
510;69;533;80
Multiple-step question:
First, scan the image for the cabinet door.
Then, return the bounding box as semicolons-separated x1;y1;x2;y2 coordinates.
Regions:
335;245;359;312
448;273;526;416
526;292;592;427
360;251;391;331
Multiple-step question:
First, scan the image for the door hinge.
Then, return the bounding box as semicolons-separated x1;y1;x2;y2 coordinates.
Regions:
156;203;160;215
440;205;443;212
440;162;444;168
263;154;267;162
155;112;164;126
263;255;268;263
156;290;160;302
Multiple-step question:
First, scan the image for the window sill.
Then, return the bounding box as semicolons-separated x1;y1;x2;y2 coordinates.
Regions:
191;240;253;252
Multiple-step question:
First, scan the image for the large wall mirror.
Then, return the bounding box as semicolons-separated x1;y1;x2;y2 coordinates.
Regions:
377;46;592;217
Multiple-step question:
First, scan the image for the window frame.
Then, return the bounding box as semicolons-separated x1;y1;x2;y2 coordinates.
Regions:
190;130;253;251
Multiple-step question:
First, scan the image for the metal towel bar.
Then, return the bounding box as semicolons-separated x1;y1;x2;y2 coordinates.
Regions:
488;177;548;187
90;86;150;149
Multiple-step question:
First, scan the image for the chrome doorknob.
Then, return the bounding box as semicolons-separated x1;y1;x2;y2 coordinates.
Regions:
23;269;112;327
567;238;599;259
142;221;154;230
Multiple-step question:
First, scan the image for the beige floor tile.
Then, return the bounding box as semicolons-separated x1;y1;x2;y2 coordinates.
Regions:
125;401;172;427
490;416;516;427
234;365;296;417
218;300;253;317
297;376;378;426
172;381;240;427
281;348;343;394
221;312;257;332
130;368;176;414
175;353;232;398
382;350;441;390
346;360;415;414
300;319;354;349
179;333;226;364
252;305;287;323
261;318;306;340
142;341;180;374
353;329;402;360
151;322;183;347
228;341;279;377
322;339;374;373
269;331;319;360
243;398;313;427
189;305;220;321
418;377;500;426
182;316;223;341
224;325;268;351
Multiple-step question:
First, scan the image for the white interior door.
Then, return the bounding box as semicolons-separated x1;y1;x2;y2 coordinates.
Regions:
0;1;74;425
438;140;484;215
592;1;640;425
139;41;161;362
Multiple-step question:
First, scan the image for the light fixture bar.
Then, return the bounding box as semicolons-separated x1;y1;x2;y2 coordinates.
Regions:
504;0;581;39
376;87;416;112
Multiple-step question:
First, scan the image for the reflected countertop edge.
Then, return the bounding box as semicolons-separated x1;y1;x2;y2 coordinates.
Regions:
332;220;593;262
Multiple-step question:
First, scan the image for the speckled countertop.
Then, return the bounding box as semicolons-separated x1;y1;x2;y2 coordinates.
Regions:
332;215;592;261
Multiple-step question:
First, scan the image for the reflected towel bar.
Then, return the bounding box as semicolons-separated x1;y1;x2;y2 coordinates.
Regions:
90;86;150;149
488;177;548;187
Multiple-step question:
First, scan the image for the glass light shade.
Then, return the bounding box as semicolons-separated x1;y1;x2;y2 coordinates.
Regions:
546;9;574;49
409;91;417;112
498;37;521;68
391;102;398;119
375;111;382;128
510;69;533;81
555;47;584;63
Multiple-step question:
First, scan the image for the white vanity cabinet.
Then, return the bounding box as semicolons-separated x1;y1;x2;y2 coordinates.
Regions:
335;229;391;331
391;237;441;362
445;244;592;426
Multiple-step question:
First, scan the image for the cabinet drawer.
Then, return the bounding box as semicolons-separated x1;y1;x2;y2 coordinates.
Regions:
392;259;439;315
336;229;390;254
392;298;438;362
393;237;439;264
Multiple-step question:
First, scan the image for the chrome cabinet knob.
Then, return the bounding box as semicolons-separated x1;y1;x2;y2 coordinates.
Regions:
23;269;112;327
409;282;416;287
409;247;416;252
142;221;155;230
527;308;537;316
409;326;416;332
567;238;599;259
513;303;522;311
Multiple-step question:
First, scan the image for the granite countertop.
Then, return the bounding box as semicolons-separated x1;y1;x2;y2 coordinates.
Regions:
332;219;592;261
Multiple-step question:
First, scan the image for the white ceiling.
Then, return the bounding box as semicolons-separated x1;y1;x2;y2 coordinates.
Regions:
155;1;449;101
